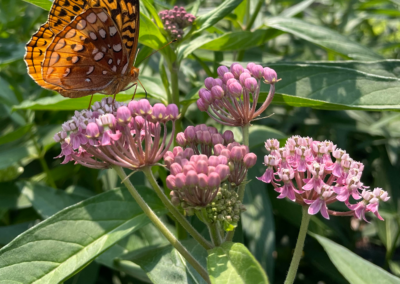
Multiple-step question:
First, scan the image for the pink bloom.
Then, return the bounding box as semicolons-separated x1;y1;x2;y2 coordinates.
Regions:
302;163;325;194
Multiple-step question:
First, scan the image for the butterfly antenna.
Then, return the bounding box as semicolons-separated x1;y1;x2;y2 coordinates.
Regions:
87;94;94;111
142;39;178;62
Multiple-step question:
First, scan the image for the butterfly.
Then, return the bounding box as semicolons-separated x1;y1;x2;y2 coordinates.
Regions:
25;0;141;100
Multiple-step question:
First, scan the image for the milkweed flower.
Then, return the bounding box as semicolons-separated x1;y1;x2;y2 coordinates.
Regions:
53;97;179;170
159;6;196;39
196;62;279;126
257;136;390;221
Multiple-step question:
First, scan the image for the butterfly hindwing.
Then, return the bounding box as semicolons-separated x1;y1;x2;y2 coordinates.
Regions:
49;0;89;34
42;8;129;97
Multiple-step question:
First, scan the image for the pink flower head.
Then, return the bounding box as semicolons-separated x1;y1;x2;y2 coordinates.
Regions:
256;135;387;222
54;98;179;170
197;63;279;126
159;6;196;39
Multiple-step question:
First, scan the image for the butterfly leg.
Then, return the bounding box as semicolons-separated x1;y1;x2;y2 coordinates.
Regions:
138;79;147;99
87;94;94;110
131;83;138;100
112;93;117;110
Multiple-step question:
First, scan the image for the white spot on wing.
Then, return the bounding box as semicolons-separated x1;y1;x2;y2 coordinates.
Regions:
65;29;76;39
87;66;95;75
74;44;84;52
92;48;99;55
109;26;117;36
85;78;92;83
108;59;113;65
47;67;54;75
76;19;87;30
97;11;108;22
71;56;79;63
63;68;71;77
117;59;121;65
121;63;128;74
113;43;122;52
112;66;117;72
87;13;96;24
54;39;65;51
101;46;107;53
49;52;60;66
103;71;107;75
99;29;106;39
89;32;97;40
94;52;104;61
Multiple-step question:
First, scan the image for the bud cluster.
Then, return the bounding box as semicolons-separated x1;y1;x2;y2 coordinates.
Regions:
159;6;196;39
176;124;235;157
197;62;279;126
54;97;179;170
258;136;390;221
205;184;245;231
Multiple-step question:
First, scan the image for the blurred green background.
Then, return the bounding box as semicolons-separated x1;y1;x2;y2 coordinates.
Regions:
0;0;400;283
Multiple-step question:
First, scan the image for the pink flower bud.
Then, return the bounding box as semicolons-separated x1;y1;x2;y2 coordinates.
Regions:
230;146;244;161
214;144;224;155
222;131;234;144
263;67;277;84
138;99;152;115
196;99;208;112
199;89;213;104
164;156;174;168
215;164;230;181
203;131;212;145
170;163;183;175
208;166;216;175
198;173;208;189
226;78;237;87
152;103;167;122
128;100;139;116
217;155;228;165
208;127;218;134
196;160;208;174
166;175;176;189
228;81;243;98
212;134;224;145
190;155;200;163
175;173;186;189
195;130;203;143
208;156;219;167
116;106;132;124
164;151;175;159
198;154;208;162
86;122;100;139
214;78;223;87
166;104;179;120
244;153;257;168
231;63;244;78
173;146;183;156
133;116;144;129
239;72;251;85
222;72;235;84
211;86;224;100
244;77;258;92
247;62;256;73
176;132;187;147
217;66;229;78
220;149;231;159
208;172;221;189
183;148;194;159
186;170;198;187
251;64;264;79
184;126;196;142
204;77;214;90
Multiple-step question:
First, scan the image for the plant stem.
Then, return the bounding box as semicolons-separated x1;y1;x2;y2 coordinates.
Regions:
169;61;183;140
208;222;222;246
114;166;210;283
142;167;213;250
284;206;311;284
225;124;250;242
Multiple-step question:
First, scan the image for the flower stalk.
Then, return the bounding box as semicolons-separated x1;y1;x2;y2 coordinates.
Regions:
284;206;311;284
114;166;210;283
142;166;213;250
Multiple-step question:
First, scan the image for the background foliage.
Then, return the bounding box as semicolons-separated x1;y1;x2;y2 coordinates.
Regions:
0;0;400;283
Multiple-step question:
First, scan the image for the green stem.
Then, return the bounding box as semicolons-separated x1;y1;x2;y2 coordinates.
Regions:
225;124;250;242
142;167;214;250
32;134;57;188
114;166;210;283
170;61;180;107
284;206;311;284
208;223;222;246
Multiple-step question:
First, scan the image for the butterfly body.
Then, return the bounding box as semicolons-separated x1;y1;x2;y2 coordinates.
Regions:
25;0;140;99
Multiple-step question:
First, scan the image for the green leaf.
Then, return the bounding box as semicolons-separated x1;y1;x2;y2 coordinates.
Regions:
141;0;163;28
0;222;34;245
0;187;166;284
125;239;208;284
177;34;218;62
17;181;86;219
0;124;33;146
222;60;400;111
22;0;51;10
0;146;35;170
249;125;286;149
207;242;269;284
199;29;280;52
0;182;31;210
266;17;382;60
279;0;315;17
313;234;400;284
14;75;167;111
194;0;243;34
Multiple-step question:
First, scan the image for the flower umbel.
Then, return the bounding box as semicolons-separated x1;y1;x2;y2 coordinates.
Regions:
257;136;390;221
54;97;179;170
159;6;196;39
197;62;279;126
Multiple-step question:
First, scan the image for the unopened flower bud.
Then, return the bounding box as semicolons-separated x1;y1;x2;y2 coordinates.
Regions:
251;64;264;79
204;77;214;90
222;72;234;84
231;63;244;78
176;132;187;147
196;160;208;174
170;163;183;175
244;153;257;168
86;123;100;138
215;164;230;181
186;170;198;187
263;67;278;84
212;134;224;145
230;146;244;161
239;72;251;85
196;99;208;112
138;99;152;115
222;131;234;144
244;77;258;92
184;126;196;142
175;173;186;189
214;144;224;155
198;173;208;189
166;104;179;120
228;82;243;98
217;66;229;78
116;106;132;124
199;89;213;104
208;172;221;189
211;86;224;99
166;175;176;189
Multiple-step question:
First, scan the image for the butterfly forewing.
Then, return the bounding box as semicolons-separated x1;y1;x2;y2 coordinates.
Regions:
43;8;129;96
49;0;89;34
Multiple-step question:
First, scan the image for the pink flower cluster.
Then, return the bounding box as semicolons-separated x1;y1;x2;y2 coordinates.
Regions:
197;63;278;126
53;97;179;170
176;124;235;156
257;136;390;221
159;6;196;39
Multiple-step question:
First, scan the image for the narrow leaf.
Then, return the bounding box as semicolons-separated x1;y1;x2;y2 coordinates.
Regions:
313;234;400;284
279;0;315;17
22;0;51;10
266;17;382;60
0;187;166;284
207;242;270;284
